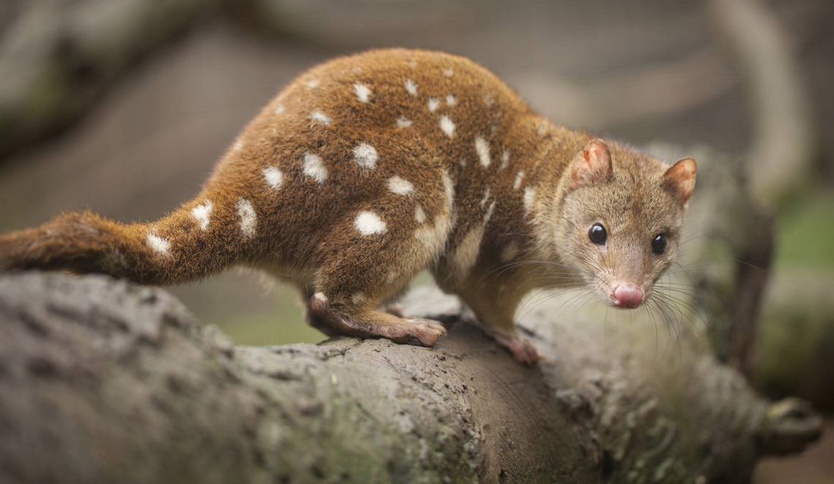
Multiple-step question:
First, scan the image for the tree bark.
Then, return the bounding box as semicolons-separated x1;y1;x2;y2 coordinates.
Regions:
0;271;821;484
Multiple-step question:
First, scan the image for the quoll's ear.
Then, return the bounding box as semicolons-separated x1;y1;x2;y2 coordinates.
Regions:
663;157;697;203
570;139;613;189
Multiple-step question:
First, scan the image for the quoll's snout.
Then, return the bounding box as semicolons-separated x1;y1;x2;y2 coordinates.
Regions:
612;284;644;309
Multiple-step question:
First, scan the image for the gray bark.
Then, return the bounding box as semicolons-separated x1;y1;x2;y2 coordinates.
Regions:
0;272;821;484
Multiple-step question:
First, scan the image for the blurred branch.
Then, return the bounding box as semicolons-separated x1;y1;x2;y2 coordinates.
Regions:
756;267;834;411
0;0;223;159
514;48;736;127
708;0;817;205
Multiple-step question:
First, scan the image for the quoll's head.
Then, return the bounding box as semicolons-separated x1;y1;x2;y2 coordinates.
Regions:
551;139;696;309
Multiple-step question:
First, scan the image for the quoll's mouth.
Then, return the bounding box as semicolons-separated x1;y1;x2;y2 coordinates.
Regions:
610;284;644;309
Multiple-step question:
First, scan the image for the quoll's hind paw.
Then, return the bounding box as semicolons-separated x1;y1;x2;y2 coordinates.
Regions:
402;318;447;347
377;317;447;347
493;334;540;365
308;294;445;347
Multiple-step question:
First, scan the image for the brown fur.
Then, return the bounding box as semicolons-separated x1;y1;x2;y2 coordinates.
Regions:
0;49;696;363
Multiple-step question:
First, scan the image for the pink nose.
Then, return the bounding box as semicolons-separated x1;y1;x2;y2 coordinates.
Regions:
613;285;644;308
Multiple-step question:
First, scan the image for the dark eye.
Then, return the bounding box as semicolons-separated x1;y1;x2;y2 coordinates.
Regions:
651;234;667;254
588;223;607;245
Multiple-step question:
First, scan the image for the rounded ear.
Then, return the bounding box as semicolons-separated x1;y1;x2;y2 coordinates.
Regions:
570;139;613;189
663;157;697;203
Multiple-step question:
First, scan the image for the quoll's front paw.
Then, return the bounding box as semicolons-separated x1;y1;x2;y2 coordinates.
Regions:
400;318;447;347
493;334;540;365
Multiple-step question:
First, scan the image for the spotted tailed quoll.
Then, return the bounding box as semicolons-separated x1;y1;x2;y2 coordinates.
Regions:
0;49;696;364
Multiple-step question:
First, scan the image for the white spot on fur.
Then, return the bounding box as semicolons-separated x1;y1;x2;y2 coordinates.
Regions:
451;227;485;280
414;205;426;224
428;98;440;112
273;104;285;115
353;143;378;170
386;271;398;284
446;95;456;106
514;171;525;190
387;176;414;196
232;139;244;152
191;201;213;231
501;241;520;262
459;158;466;168
354;211;387;236
443;68;454;77
303;153;327;183
405;79;418;96
262;166;284;190
310;110;331;125
537;122;547;136
484;201;496;224
523;187;536;214
439;115;455;138
414;213;453;261
500;150;510;170
353;83;372;103
442;171;455;209
412;172;455;263
306;78;320;88
237;198;257;239
146;233;170;256
351;292;367;304
475;136;491;168
484;93;494;107
314;292;327;303
480;188;491;208
396;117;412;128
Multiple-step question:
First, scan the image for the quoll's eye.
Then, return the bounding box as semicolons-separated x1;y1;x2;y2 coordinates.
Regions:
588;223;607;245
651;234;667;255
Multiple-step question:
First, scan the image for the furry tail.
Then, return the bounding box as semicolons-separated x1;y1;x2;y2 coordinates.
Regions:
0;196;247;285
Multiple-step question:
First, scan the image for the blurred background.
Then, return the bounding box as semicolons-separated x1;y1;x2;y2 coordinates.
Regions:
0;0;832;481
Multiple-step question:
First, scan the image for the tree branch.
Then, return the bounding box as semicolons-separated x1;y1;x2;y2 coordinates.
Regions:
0;271;821;484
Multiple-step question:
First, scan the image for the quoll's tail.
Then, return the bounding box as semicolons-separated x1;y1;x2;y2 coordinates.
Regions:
0;194;249;285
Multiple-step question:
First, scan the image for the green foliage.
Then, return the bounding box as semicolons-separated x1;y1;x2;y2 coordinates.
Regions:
776;190;834;270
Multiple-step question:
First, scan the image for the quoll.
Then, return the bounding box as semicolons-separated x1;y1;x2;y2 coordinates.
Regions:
0;49;696;363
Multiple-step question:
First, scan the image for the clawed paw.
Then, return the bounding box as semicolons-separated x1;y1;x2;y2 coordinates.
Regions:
403;318;447;347
493;333;540;365
305;296;446;347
